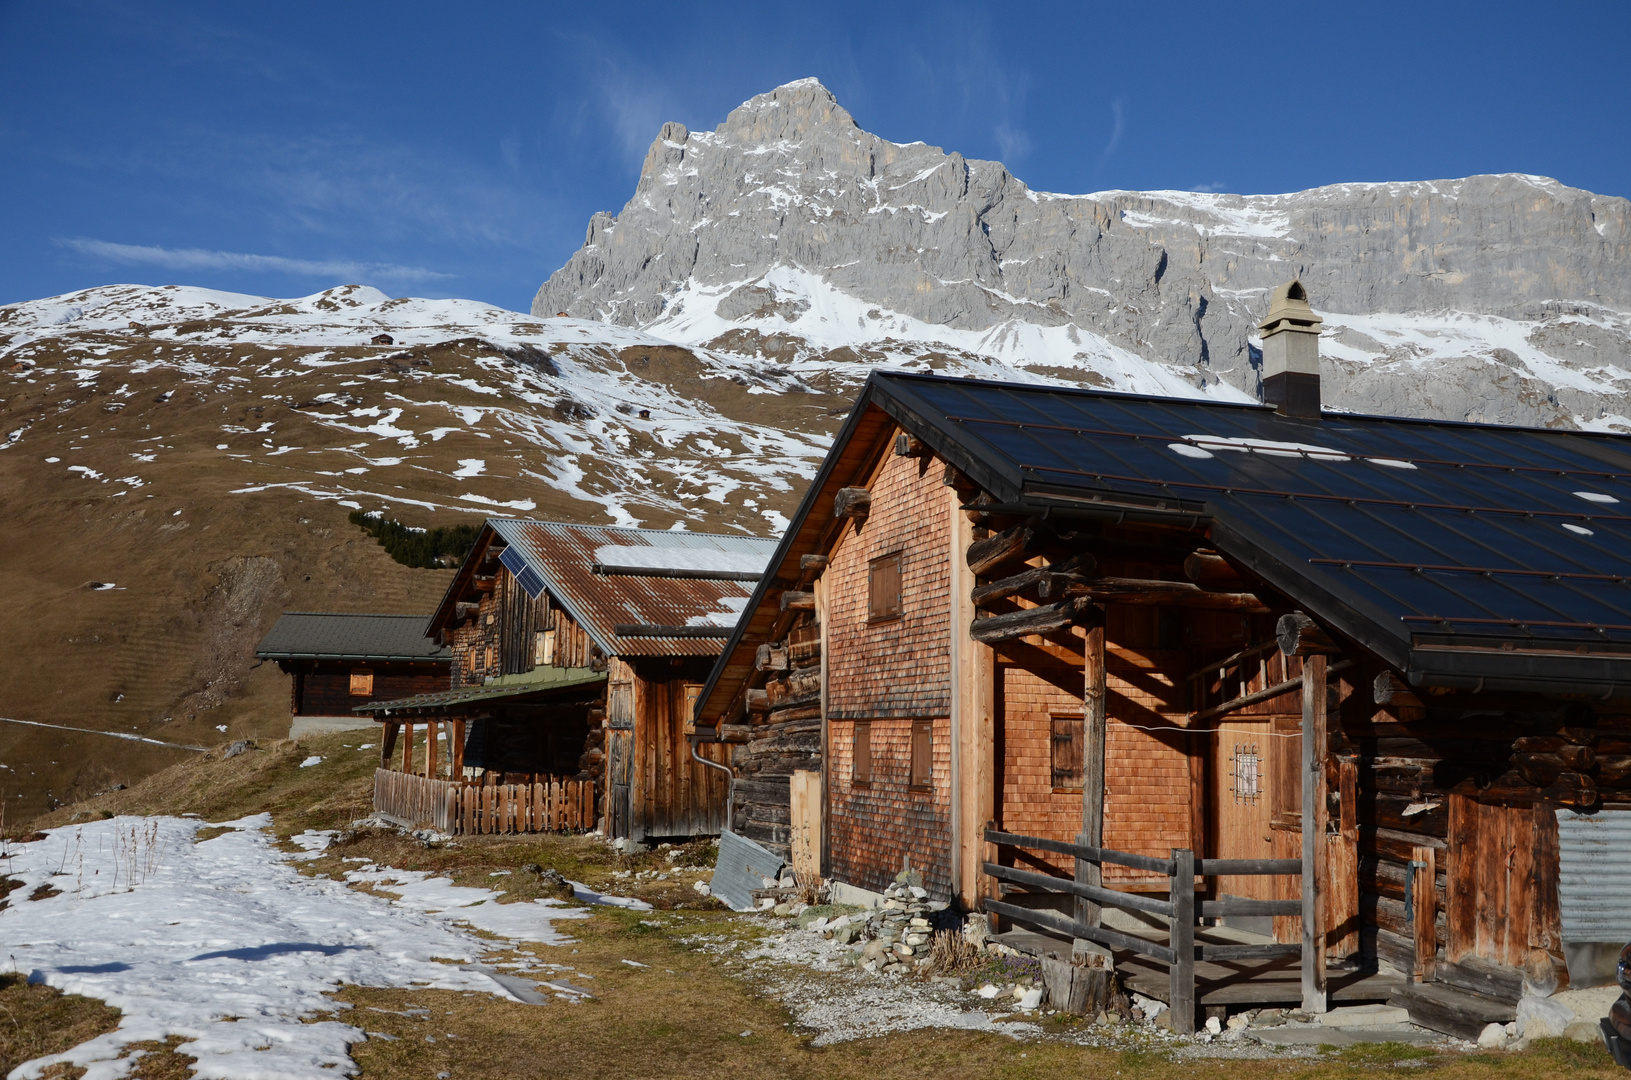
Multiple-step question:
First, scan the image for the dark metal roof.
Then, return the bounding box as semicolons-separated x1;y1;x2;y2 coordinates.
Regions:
698;370;1631;711
352;666;606;714
255;612;450;663
485;520;778;658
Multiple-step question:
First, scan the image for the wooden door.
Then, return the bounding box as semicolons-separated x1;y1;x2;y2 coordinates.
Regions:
1446;796;1562;970
606;659;636;839
1210;717;1275;904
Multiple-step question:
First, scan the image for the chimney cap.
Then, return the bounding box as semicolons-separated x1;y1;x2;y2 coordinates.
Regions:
1258;279;1324;336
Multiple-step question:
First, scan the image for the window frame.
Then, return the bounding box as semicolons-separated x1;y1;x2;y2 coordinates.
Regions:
852;721;872;786
1049;712;1084;792
867;551;904;623
909;719;933;791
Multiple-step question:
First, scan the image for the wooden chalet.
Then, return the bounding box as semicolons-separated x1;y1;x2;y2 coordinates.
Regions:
254;612;450;737
358;519;777;841
695;282;1631;1033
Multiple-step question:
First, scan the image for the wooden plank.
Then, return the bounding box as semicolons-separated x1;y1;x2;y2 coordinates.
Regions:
1411;845;1437;982
402;722;414;773
380;723;399;770
1169;847;1196;1035
986;828;1175;875
1301;653;1328;1013
986;861;1174;917
452;719;465;780
789;770;821;883
982;898;1174;963
426;720;439;780
1330;757;1360;959
1077;619;1107;933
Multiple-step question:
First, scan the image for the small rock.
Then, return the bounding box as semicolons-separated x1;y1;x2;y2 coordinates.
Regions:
1477;1021;1508;1049
223;739;254;759
692;880;711;896
1205;1015;1222;1036
1019;987;1043;1010
1226;1013;1249;1031
908;886;928;899
1252;1009;1286;1028
977;984;1000;999
521;862;543;874
773;903;792;917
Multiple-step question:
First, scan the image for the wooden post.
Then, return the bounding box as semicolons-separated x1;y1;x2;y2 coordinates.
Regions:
954;491;997;909
1169;847;1196;1035
401;722;414;773
1075;615;1107;933
1410;845;1437;982
1300;654;1329;1013
426;719;439;779
380;722;399;770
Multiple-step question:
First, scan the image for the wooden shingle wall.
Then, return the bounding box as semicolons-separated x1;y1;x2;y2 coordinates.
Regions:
825;447;951;720
828;716;953;896
998;664;1083;876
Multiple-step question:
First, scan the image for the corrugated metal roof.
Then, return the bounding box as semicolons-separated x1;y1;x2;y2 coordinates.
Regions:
255;612;450;662
489;520;778;658
1557;808;1631;943
352;666;605;714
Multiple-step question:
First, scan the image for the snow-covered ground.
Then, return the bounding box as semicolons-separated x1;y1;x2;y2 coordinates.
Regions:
0;815;628;1080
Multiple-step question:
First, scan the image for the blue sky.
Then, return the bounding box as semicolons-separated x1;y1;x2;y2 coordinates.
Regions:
3;1;1627;312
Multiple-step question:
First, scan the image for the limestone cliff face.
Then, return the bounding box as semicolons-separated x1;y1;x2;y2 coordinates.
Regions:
535;79;1631;429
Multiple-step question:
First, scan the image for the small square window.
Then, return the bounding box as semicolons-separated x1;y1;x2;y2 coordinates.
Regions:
349;669;374;696
910;720;933;790
1050;714;1083;790
852;721;872;785
868;552;902;622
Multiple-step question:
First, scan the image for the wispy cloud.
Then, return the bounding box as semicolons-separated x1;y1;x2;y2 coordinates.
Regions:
60;238;454;282
1189;182;1228;193
993;122;1032;162
1097;96;1126;173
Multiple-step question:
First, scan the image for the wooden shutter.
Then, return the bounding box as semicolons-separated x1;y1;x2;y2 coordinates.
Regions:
1050;714;1083;790
868;553;902;621
349;669;374;696
852;721;872;785
910;719;932;789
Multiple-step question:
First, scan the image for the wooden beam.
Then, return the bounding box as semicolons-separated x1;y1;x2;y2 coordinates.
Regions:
970;597;1096;645
966;522;1040;576
380;722;399;771
1279;611;1339;655
402;721;414;773
780;591;816;612
969;554;1095;606
452;718;466;779
1183;551;1249;588
798;553;829;574
1301;653;1329;1013
1169;847;1196;1035
1372;670;1423;707
834;486;871;520
1076;618;1107;936
893;432;928;457
754;644;789;672
426;719;439;779
746;688;770;713
1410;845;1437;983
1062;577;1267;610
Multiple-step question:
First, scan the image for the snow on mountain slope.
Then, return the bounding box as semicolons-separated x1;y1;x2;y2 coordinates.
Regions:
535;79;1631;431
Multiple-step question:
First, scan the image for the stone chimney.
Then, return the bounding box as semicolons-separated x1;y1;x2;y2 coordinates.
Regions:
1257;280;1324;418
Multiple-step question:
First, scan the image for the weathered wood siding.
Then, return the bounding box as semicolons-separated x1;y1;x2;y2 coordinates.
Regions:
825;446;951;719
828;716;952;895
293;662;445;715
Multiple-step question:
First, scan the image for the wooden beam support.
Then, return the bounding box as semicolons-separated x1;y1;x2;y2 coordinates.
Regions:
893;432;928;457
834;486;871;521
1062;577;1267;610
380;722;399;771
780;591;816;612
1076;617;1107;937
1373;670;1423;708
966;522;1039;576
746;688;770;713
402;721;414;773
1301;653;1329;1014
1183;550;1250;588
1279;611;1339;656
426;719;439;779
754;644;789;672
452;718;466;779
969;554;1095;606
970;597;1097;645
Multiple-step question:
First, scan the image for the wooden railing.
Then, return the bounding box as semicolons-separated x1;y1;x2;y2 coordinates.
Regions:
982;827;1301;1035
373;769;596;835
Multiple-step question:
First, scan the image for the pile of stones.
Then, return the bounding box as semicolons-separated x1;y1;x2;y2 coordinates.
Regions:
806;870;949;975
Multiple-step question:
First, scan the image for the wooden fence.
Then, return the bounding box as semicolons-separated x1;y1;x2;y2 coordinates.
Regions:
983;827;1301;1035
373;769;596;835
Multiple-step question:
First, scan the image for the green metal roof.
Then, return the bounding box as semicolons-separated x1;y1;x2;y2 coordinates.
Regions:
352;665;605;715
256;612;450;663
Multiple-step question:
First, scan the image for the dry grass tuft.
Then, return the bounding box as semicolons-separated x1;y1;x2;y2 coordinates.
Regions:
924;929;984;975
0;973;120;1077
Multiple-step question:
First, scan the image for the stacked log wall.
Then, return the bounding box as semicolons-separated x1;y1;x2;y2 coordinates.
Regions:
733;617;822;854
294;662;447;714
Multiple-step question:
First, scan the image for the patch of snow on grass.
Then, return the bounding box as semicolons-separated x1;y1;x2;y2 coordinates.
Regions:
0;815;557;1080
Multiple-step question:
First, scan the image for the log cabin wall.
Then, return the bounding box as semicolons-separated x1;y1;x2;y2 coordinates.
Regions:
290;662;446;715
731;617;823;854
449;566;600;686
629;661;729;841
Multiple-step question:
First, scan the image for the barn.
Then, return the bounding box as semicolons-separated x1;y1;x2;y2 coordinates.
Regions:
358;519;777;841
694;283;1631;1034
254;612;450;737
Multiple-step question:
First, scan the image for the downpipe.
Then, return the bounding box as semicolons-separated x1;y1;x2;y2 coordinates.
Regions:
691;739;735;835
